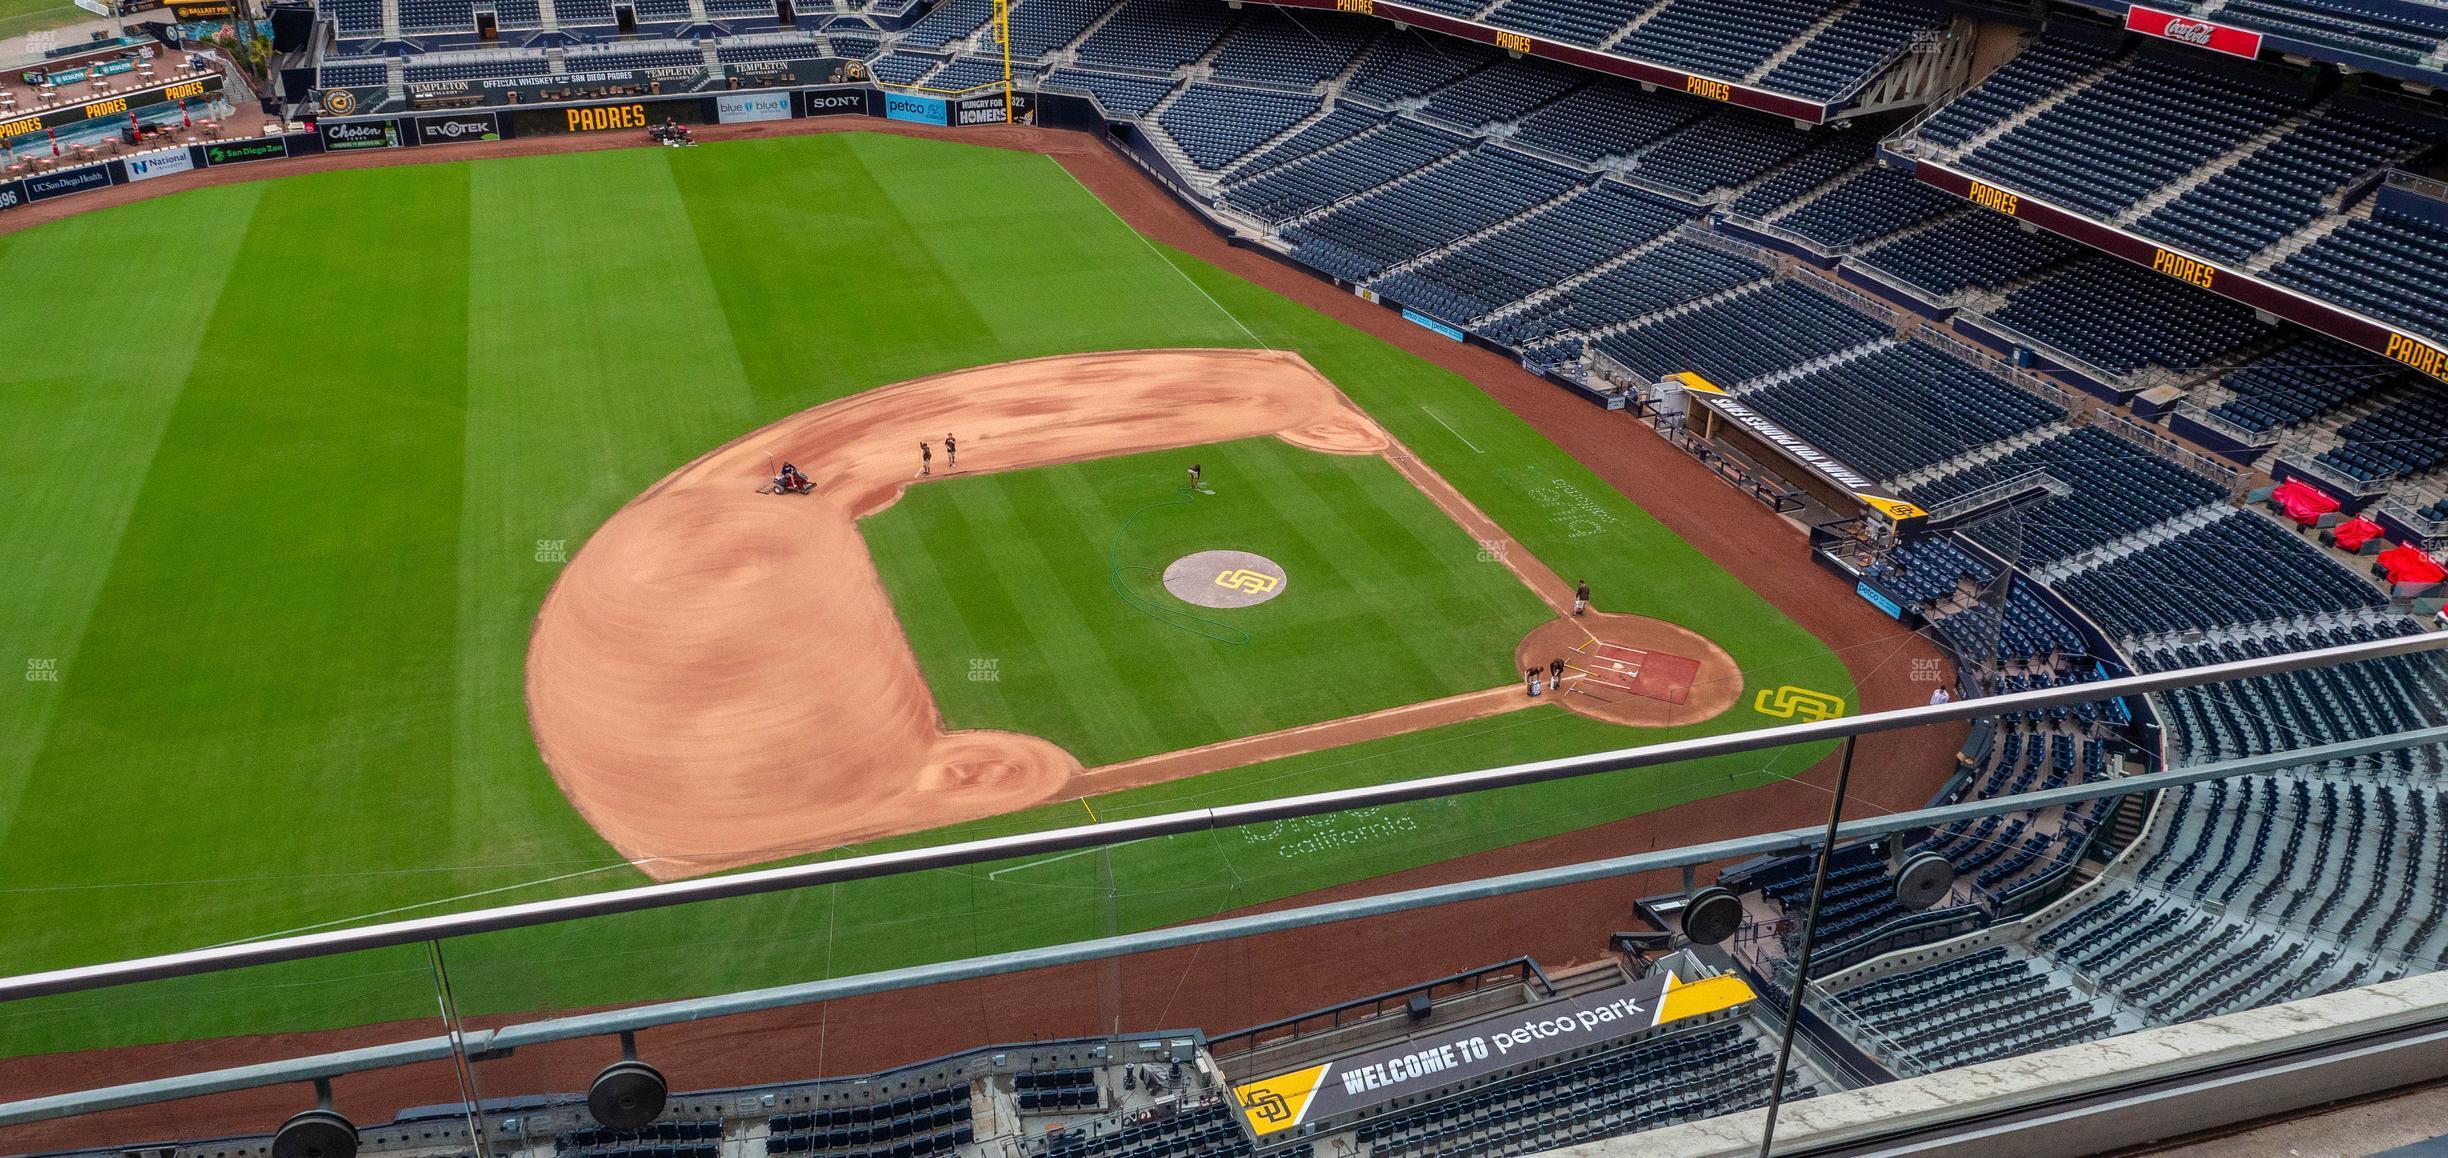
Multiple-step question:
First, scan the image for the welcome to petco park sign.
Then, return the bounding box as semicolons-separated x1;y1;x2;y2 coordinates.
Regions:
1229;972;1754;1137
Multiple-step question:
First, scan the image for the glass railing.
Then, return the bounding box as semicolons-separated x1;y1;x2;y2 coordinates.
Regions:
2;631;2446;1158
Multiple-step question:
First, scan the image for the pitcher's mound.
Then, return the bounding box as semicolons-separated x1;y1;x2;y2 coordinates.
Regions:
1165;550;1287;608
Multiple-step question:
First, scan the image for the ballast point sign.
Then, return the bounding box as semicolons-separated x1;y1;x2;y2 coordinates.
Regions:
1230;972;1755;1136
2126;4;2263;58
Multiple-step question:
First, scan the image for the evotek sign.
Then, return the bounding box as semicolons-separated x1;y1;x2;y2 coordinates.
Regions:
417;112;499;144
123;145;195;182
319;119;398;151
2126;4;2264;58
1232;973;1754;1136
715;91;791;124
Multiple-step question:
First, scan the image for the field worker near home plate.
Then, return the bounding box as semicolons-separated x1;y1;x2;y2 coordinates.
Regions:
945;433;957;469
1572;579;1590;617
918;440;932;477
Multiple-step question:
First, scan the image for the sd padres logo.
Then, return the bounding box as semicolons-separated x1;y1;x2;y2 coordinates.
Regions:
1215;568;1279;595
1241;1087;1293;1125
1755;685;1846;721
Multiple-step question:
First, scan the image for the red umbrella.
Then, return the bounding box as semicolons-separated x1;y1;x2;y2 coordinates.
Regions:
180;99;191;128
45;127;57;157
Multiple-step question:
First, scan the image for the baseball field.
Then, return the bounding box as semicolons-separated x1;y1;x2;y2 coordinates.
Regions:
0;131;1855;1055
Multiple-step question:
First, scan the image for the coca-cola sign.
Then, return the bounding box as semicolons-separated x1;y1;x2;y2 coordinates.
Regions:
2126;4;2263;58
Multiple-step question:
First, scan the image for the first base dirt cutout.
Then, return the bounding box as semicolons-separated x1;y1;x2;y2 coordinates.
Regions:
1164;550;1288;608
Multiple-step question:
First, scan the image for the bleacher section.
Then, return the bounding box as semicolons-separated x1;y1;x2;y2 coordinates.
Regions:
2271;205;2448;341
1984;255;2270;376
1282;146;1582;281
1911;427;2225;566
1371;183;1697;326
1158;85;1319;170
1741;340;2060;481
1853;210;2083;299
1592;279;1892;387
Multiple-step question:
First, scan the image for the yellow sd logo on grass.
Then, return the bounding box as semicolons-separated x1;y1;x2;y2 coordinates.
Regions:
1215;568;1280;595
1755;685;1846;721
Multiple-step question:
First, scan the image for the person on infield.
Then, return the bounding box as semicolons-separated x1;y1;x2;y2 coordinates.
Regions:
918;441;932;477
1525;667;1544;697
944;433;957;469
1549;656;1566;690
1572;579;1590;617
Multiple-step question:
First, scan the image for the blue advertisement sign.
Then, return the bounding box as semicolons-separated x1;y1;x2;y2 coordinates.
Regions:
884;92;946;125
1855;580;1904;620
1400;308;1464;342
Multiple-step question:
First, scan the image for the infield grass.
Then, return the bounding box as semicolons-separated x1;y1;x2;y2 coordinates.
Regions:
0;132;1858;1054
865;438;1554;766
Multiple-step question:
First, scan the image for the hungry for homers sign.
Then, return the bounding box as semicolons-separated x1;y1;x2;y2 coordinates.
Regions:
1230;972;1754;1136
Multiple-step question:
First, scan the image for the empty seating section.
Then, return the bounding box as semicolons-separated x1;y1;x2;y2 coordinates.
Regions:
1594;280;1891;387
397;0;476;34
1225;105;1377;177
486;0;541;28
1074;0;1235;72
1916;33;2118;149
2135;99;2439;264
405;54;548;80
1343;33;1496;103
560;1120;723;1156
1752;845;1922;947
926;56;1012;91
1419;57;1585;128
901;0;993;49
1911;427;2223;564
1509;80;1712;164
1371;183;1696;325
1626;114;1817;197
1494;240;1770;351
1854;210;2082;297
1284;147;1581;281
2213;0;2448;63
718;41;838;64
1773;163;1964;248
1041;67;1175;116
1352;1023;1796;1157
870;52;944;84
1159;85;1319;170
1206;8;1373;87
1758;0;1942;100
1223;118;1469;222
1833;947;2112;1070
2058;512;2384;635
554;0;612;24
1480;0;1649;50
1014;1068;1101;1112
2316;389;2448;483
763;1088;973;1155
1862;534;1995;607
319;60;386;86
2203;337;2411;435
2271;207;2448;341
1957;51;2317;219
1725;134;1872;218
323;0;381;37
1616;0;1827;80
1988;256;2269;374
2145;619;2445;760
1008;0;1111;58
1744;342;2060;480
1036;1103;1247;1158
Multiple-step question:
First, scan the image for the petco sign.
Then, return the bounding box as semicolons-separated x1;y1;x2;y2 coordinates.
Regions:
2126;4;2263;58
715;91;791;124
123;145;195;182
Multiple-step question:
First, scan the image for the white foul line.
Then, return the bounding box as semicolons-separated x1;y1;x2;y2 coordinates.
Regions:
1422;406;1482;453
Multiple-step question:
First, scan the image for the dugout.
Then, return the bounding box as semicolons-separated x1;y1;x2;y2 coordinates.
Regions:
1652;371;1926;539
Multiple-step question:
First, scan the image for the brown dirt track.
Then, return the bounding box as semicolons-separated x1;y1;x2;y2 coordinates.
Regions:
0;118;1961;1153
527;348;1393;878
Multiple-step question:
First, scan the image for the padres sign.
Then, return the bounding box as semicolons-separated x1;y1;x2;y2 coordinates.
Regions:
1755;685;1847;721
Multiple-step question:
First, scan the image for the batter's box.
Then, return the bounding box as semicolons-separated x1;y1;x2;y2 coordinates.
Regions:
1574;641;1703;706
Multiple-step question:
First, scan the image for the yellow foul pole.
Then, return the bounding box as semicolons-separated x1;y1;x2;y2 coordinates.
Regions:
995;0;1013;123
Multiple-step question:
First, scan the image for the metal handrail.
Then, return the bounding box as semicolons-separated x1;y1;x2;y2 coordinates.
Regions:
2;634;2445;1007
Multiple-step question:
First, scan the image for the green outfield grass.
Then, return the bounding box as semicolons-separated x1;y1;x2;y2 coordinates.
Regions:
0;132;1857;1055
865;438;1554;766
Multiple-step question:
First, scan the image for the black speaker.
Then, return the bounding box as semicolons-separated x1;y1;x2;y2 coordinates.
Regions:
590;1059;668;1129
269;4;315;51
1894;851;1957;912
271;1110;357;1158
1680;885;1744;946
